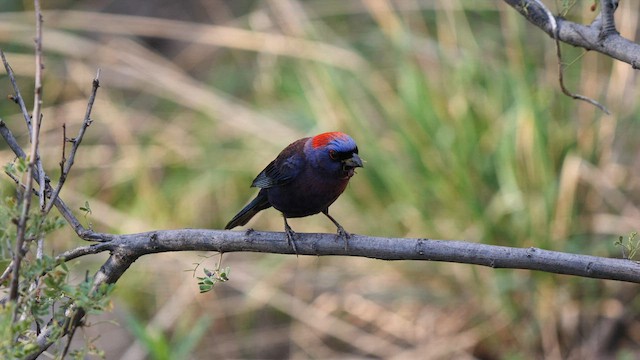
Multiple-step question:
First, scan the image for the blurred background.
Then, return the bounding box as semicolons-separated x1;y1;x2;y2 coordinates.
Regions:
1;0;640;358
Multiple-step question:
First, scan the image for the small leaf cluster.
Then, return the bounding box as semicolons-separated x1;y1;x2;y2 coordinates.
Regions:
197;266;230;293
614;231;640;260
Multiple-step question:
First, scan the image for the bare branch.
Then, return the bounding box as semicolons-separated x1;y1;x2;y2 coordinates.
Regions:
503;0;640;68
33;0;46;211
43;69;101;216
0;115;91;240
60;124;67;174
9;0;44;305
32;6;44;118
519;0;611;114
0;52;32;133
73;229;640;282
20;227;640;358
56;242;111;262
0;51;49;208
0;120;27;159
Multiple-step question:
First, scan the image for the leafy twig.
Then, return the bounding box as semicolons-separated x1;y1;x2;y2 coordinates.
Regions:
191;253;230;293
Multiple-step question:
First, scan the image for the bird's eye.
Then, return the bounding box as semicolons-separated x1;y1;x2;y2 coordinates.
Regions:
329;149;338;160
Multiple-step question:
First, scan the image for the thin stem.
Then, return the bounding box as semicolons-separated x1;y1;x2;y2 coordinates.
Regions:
531;0;611;115
0;52;32;134
0;119;91;240
43;69;101;216
9;0;44;307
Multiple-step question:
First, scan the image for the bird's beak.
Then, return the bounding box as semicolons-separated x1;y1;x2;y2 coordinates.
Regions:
343;153;363;168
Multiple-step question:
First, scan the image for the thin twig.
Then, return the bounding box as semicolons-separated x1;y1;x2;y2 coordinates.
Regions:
60;124;67;174
56;242;112;262
9;0;44;307
0;52;32;133
43;69;100;216
0;120;91;239
0;52;47;209
33;0;46;211
556;43;611;114
61;305;81;358
504;0;639;99
532;0;611;115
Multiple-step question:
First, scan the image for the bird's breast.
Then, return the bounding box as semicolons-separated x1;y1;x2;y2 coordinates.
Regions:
266;172;350;218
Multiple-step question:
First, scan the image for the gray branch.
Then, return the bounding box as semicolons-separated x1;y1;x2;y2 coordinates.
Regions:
0;119;90;238
57;229;640;283
503;0;640;68
21;210;640;359
17;228;635;358
42;69;100;216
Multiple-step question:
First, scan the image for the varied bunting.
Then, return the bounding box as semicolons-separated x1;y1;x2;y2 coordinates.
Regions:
225;132;363;252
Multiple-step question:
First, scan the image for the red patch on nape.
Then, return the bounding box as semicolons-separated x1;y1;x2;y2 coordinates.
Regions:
311;132;347;148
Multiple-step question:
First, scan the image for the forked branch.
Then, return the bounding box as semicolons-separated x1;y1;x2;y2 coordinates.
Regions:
502;0;637;65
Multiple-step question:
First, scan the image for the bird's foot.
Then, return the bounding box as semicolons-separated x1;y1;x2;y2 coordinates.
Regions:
336;225;351;251
322;210;351;251
284;224;299;256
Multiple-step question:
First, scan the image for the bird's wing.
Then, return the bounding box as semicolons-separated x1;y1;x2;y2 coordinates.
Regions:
251;138;307;188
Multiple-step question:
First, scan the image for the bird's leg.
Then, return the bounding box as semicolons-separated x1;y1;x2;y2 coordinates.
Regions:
283;217;299;255
322;209;350;251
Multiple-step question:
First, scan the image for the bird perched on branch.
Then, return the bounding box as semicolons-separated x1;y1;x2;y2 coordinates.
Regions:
225;132;363;253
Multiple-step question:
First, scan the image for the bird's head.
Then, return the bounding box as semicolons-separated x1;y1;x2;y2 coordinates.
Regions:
306;132;363;179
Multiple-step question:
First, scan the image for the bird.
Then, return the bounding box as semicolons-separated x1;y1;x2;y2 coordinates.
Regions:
225;131;363;253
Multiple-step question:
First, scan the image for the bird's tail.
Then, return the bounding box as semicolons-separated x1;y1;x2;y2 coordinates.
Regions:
225;189;271;229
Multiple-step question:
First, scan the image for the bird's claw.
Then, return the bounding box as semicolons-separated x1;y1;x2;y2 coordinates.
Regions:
285;227;299;256
336;225;351;251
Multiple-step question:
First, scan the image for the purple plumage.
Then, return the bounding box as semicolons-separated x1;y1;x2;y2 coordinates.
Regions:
225;132;363;252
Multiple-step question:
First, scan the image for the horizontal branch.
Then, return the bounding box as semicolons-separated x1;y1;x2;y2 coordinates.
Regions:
503;0;640;68
25;227;637;359
60;229;640;283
